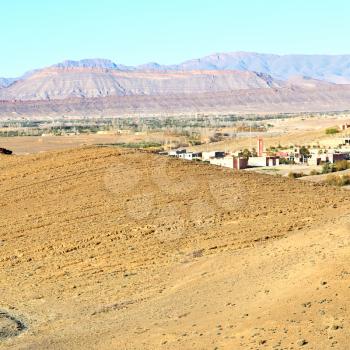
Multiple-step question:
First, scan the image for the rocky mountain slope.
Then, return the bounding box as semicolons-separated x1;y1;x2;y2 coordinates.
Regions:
4;52;350;83
0;146;350;349
177;52;350;83
0;68;280;101
2;53;350;116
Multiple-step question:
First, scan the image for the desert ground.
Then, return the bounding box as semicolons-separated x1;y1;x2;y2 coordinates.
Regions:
0;134;123;154
0;132;182;155
0;146;350;349
245;163;322;176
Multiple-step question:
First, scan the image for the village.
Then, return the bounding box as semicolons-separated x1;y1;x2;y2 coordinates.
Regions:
162;122;350;183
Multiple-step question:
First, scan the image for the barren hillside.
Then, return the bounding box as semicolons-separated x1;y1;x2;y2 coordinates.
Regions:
2;84;350;118
0;68;280;101
0;147;350;349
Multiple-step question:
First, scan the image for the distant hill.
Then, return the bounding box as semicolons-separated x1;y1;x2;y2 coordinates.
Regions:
3;52;350;84
175;52;350;83
49;54;350;83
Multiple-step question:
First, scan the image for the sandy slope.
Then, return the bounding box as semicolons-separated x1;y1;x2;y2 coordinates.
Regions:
0;147;349;349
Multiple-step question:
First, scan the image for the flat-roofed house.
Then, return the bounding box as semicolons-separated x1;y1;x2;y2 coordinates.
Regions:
210;156;248;170
202;151;225;161
248;156;280;167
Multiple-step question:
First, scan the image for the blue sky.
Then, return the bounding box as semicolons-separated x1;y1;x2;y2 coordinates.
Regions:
1;0;349;77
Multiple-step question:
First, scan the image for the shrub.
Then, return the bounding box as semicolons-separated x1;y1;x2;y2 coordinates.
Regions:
325;174;342;186
343;175;350;185
321;160;350;173
334;160;350;172
309;169;320;176
288;172;305;179
280;157;292;165
325;127;340;135
189;140;202;146
325;174;350;186
322;162;335;174
209;133;224;142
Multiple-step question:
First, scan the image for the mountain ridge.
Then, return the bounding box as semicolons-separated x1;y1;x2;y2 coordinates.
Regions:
3;52;350;83
0;68;282;101
2;52;350;116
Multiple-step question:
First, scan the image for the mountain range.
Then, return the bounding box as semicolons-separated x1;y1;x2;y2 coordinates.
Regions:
4;52;350;82
2;52;350;117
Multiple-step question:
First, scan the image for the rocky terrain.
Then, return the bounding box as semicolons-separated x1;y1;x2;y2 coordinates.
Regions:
0;146;350;349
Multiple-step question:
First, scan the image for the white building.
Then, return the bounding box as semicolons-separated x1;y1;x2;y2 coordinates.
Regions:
308;152;349;165
178;152;202;161
202;151;225;161
168;149;186;157
248;156;280;167
210;156;248;170
210;157;234;168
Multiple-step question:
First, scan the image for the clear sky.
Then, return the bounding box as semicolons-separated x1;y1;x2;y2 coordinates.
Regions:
1;0;350;77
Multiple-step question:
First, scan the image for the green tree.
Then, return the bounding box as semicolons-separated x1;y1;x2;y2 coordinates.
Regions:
239;148;252;159
299;146;310;157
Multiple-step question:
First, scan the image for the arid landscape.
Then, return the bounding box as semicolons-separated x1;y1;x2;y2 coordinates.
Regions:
1;87;350;350
2;1;350;349
1;146;350;349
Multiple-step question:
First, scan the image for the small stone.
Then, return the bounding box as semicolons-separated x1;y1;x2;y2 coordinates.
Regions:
331;324;341;330
302;302;311;308
297;339;308;346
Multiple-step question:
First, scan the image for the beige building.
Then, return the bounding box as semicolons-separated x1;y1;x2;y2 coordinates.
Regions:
210;156;248;170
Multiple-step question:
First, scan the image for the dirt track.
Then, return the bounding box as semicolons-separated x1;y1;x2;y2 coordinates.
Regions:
0;147;350;349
